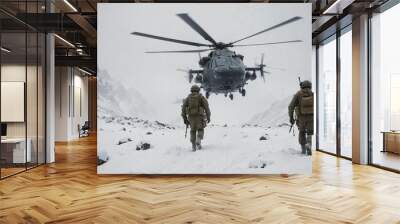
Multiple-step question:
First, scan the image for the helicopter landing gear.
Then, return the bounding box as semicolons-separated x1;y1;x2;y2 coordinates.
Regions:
245;72;251;80
229;93;233;100
239;88;246;97
250;73;257;81
206;91;210;99
241;89;246;97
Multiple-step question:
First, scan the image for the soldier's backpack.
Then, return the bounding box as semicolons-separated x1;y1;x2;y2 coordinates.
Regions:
187;93;201;116
299;92;314;115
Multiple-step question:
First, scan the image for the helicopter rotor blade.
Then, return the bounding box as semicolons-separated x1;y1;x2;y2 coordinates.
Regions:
177;13;218;45
177;68;189;72
230;17;302;44
261;53;264;65
188;72;194;83
266;65;285;71
232;40;302;47
131;32;211;47
145;49;212;53
260;66;265;83
259;53;266;83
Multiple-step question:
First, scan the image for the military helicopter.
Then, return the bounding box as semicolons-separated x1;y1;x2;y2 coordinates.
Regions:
131;13;302;100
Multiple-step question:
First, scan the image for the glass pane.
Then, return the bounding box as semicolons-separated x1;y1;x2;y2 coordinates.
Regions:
371;4;400;171
38;33;45;165
340;29;352;158
27;31;38;169
318;36;337;154
1;31;27;177
312;46;317;150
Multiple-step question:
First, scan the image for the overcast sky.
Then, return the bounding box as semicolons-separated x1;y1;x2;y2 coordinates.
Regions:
98;3;311;124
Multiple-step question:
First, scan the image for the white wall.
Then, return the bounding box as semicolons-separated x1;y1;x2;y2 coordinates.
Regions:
1;63;46;164
55;67;89;141
1;65;40;138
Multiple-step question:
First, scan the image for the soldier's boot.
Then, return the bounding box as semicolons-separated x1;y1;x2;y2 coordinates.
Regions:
306;135;312;156
196;138;202;150
196;129;204;150
301;144;307;155
190;129;197;152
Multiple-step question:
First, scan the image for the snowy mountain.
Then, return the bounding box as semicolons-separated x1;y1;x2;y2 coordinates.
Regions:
98;69;154;118
247;96;292;127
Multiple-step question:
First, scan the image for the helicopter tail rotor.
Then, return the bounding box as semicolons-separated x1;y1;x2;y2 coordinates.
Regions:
255;53;267;82
177;68;194;83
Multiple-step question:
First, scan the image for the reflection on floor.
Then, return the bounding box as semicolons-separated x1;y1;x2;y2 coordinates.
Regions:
0;163;42;178
0;135;400;223
373;150;400;171
0;167;25;178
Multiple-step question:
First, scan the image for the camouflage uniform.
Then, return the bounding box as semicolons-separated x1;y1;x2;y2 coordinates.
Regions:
181;85;211;151
288;81;314;155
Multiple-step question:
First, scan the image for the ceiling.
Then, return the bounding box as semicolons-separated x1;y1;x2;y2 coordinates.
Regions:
0;0;391;74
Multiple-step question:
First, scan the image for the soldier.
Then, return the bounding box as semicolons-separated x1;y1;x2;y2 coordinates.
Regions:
181;85;211;151
288;80;314;155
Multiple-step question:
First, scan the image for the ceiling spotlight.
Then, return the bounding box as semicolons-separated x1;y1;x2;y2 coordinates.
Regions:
54;34;75;48
322;0;354;15
76;48;85;55
1;47;11;53
63;0;78;12
78;67;93;76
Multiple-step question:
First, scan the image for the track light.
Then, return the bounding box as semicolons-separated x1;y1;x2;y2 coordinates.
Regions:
63;0;78;12
54;34;75;48
1;47;11;53
78;67;93;76
322;0;354;15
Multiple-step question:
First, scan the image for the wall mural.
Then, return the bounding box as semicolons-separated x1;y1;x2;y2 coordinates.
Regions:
97;3;313;174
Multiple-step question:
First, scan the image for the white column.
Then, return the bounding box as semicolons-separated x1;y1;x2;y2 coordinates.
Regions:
352;14;369;164
45;0;56;163
46;33;55;163
55;67;73;141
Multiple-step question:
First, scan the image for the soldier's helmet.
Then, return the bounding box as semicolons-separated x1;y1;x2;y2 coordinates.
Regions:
300;80;312;89
190;85;201;92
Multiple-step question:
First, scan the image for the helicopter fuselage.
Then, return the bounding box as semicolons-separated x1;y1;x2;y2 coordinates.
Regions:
198;48;247;95
132;13;301;99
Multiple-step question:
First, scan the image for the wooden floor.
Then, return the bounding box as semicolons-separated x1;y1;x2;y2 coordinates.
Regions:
1;135;400;224
1;167;26;178
373;151;400;171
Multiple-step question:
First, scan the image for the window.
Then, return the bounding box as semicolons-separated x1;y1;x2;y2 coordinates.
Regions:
370;3;400;171
0;1;47;179
339;27;352;158
317;36;337;154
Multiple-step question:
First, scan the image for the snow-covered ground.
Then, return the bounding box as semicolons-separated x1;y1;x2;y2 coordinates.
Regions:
97;116;311;174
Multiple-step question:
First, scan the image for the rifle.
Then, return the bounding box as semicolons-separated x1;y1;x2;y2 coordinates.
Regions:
185;124;188;138
289;113;297;136
289;122;296;136
298;76;302;85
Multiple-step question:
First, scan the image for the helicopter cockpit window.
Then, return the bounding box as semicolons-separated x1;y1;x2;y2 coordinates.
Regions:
215;57;227;67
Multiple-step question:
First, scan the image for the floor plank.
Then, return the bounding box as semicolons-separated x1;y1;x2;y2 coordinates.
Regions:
1;135;400;224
